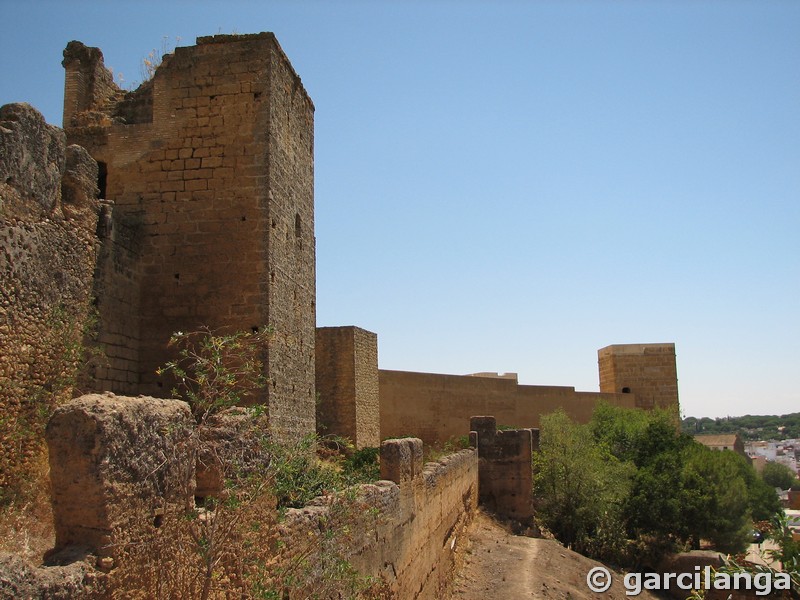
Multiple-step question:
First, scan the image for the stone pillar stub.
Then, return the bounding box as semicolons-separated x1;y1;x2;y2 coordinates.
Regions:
46;393;195;558
380;437;423;484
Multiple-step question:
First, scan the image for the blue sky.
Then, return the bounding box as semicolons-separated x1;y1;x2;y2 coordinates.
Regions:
2;1;798;419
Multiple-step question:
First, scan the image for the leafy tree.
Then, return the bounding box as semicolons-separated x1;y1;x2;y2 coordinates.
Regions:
536;403;780;568
681;444;753;554
533;410;633;561
762;461;799;490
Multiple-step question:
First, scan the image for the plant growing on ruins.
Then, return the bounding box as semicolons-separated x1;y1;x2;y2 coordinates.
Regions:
157;327;272;423
138;36;181;86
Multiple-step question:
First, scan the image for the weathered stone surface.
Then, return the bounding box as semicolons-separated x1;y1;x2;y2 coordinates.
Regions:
61;144;99;220
195;406;270;498
316;326;380;449
280;440;478;599
0;103;66;219
380;437;423;484
0;552;103;600
470;416;534;522
62;34;317;443
46;393;195;558
0;103;100;492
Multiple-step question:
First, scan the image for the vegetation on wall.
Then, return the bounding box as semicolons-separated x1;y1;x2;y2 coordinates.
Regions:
534;404;784;569
111;327;385;599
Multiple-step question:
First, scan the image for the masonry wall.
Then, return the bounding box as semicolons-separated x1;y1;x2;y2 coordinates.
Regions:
62;34;316;441
280;438;478;599
44;395;478;599
598;343;679;411
315;326;380;448
379;369;635;445
0;103;100;490
470;416;535;521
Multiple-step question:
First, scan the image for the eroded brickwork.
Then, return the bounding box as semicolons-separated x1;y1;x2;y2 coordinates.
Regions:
315;326;380;448
62;34;316;441
598;343;679;412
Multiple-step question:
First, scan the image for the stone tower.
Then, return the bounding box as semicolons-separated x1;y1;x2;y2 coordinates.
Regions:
62;34;316;440
598;343;679;412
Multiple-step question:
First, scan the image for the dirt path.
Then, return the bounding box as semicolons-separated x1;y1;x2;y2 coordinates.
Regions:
450;512;660;599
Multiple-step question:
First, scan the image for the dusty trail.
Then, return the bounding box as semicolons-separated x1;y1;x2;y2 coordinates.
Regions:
450;512;661;599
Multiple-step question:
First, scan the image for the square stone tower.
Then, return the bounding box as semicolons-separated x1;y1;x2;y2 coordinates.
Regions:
62;34;316;440
598;343;679;412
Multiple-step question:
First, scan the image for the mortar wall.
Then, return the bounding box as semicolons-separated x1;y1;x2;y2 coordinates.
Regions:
0;104;101;489
598;343;679;412
315;326;380;448
280;442;478;598
62;34;316;441
379;369;635;445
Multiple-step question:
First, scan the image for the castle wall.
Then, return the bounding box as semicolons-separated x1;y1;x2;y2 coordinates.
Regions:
470;416;535;521
598;343;679;411
44;396;477;599
315;326;380;448
379;368;636;445
62;34;316;441
281;438;478;599
0;103;100;490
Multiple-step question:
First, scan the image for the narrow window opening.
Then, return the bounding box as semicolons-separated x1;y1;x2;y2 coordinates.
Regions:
621;387;631;393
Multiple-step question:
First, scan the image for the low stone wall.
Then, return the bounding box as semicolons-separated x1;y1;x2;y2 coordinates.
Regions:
280;438;478;599
42;395;478;598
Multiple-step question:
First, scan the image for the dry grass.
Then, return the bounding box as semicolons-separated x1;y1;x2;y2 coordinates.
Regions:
0;448;55;562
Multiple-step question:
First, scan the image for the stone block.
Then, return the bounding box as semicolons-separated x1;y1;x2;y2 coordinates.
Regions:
380;438;423;484
46;393;195;557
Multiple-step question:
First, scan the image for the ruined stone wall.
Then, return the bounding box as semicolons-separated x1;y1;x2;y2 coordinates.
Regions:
46;393;195;558
470;416;535;521
0;103;100;490
598;343;679;411
44;395;477;598
379;368;636;445
281;438;478;599
62;34;316;441
315;326;380;448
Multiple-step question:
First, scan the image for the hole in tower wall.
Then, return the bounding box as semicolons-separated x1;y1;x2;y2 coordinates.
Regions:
622;387;631;393
97;161;108;199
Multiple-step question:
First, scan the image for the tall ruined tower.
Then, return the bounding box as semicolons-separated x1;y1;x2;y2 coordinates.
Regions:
62;34;316;440
598;343;679;412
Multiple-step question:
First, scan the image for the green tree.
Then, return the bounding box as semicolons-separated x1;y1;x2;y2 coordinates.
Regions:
762;461;799;490
681;444;753;554
533;410;633;561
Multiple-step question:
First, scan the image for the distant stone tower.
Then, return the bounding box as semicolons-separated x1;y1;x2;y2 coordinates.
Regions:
598;343;679;412
62;34;316;441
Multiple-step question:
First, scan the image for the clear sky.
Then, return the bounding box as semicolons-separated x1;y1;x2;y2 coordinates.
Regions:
1;1;798;419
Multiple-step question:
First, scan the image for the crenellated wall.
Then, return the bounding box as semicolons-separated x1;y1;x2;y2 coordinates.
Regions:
280;438;477;598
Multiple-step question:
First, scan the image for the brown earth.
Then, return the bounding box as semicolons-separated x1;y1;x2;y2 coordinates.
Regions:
450;511;662;600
